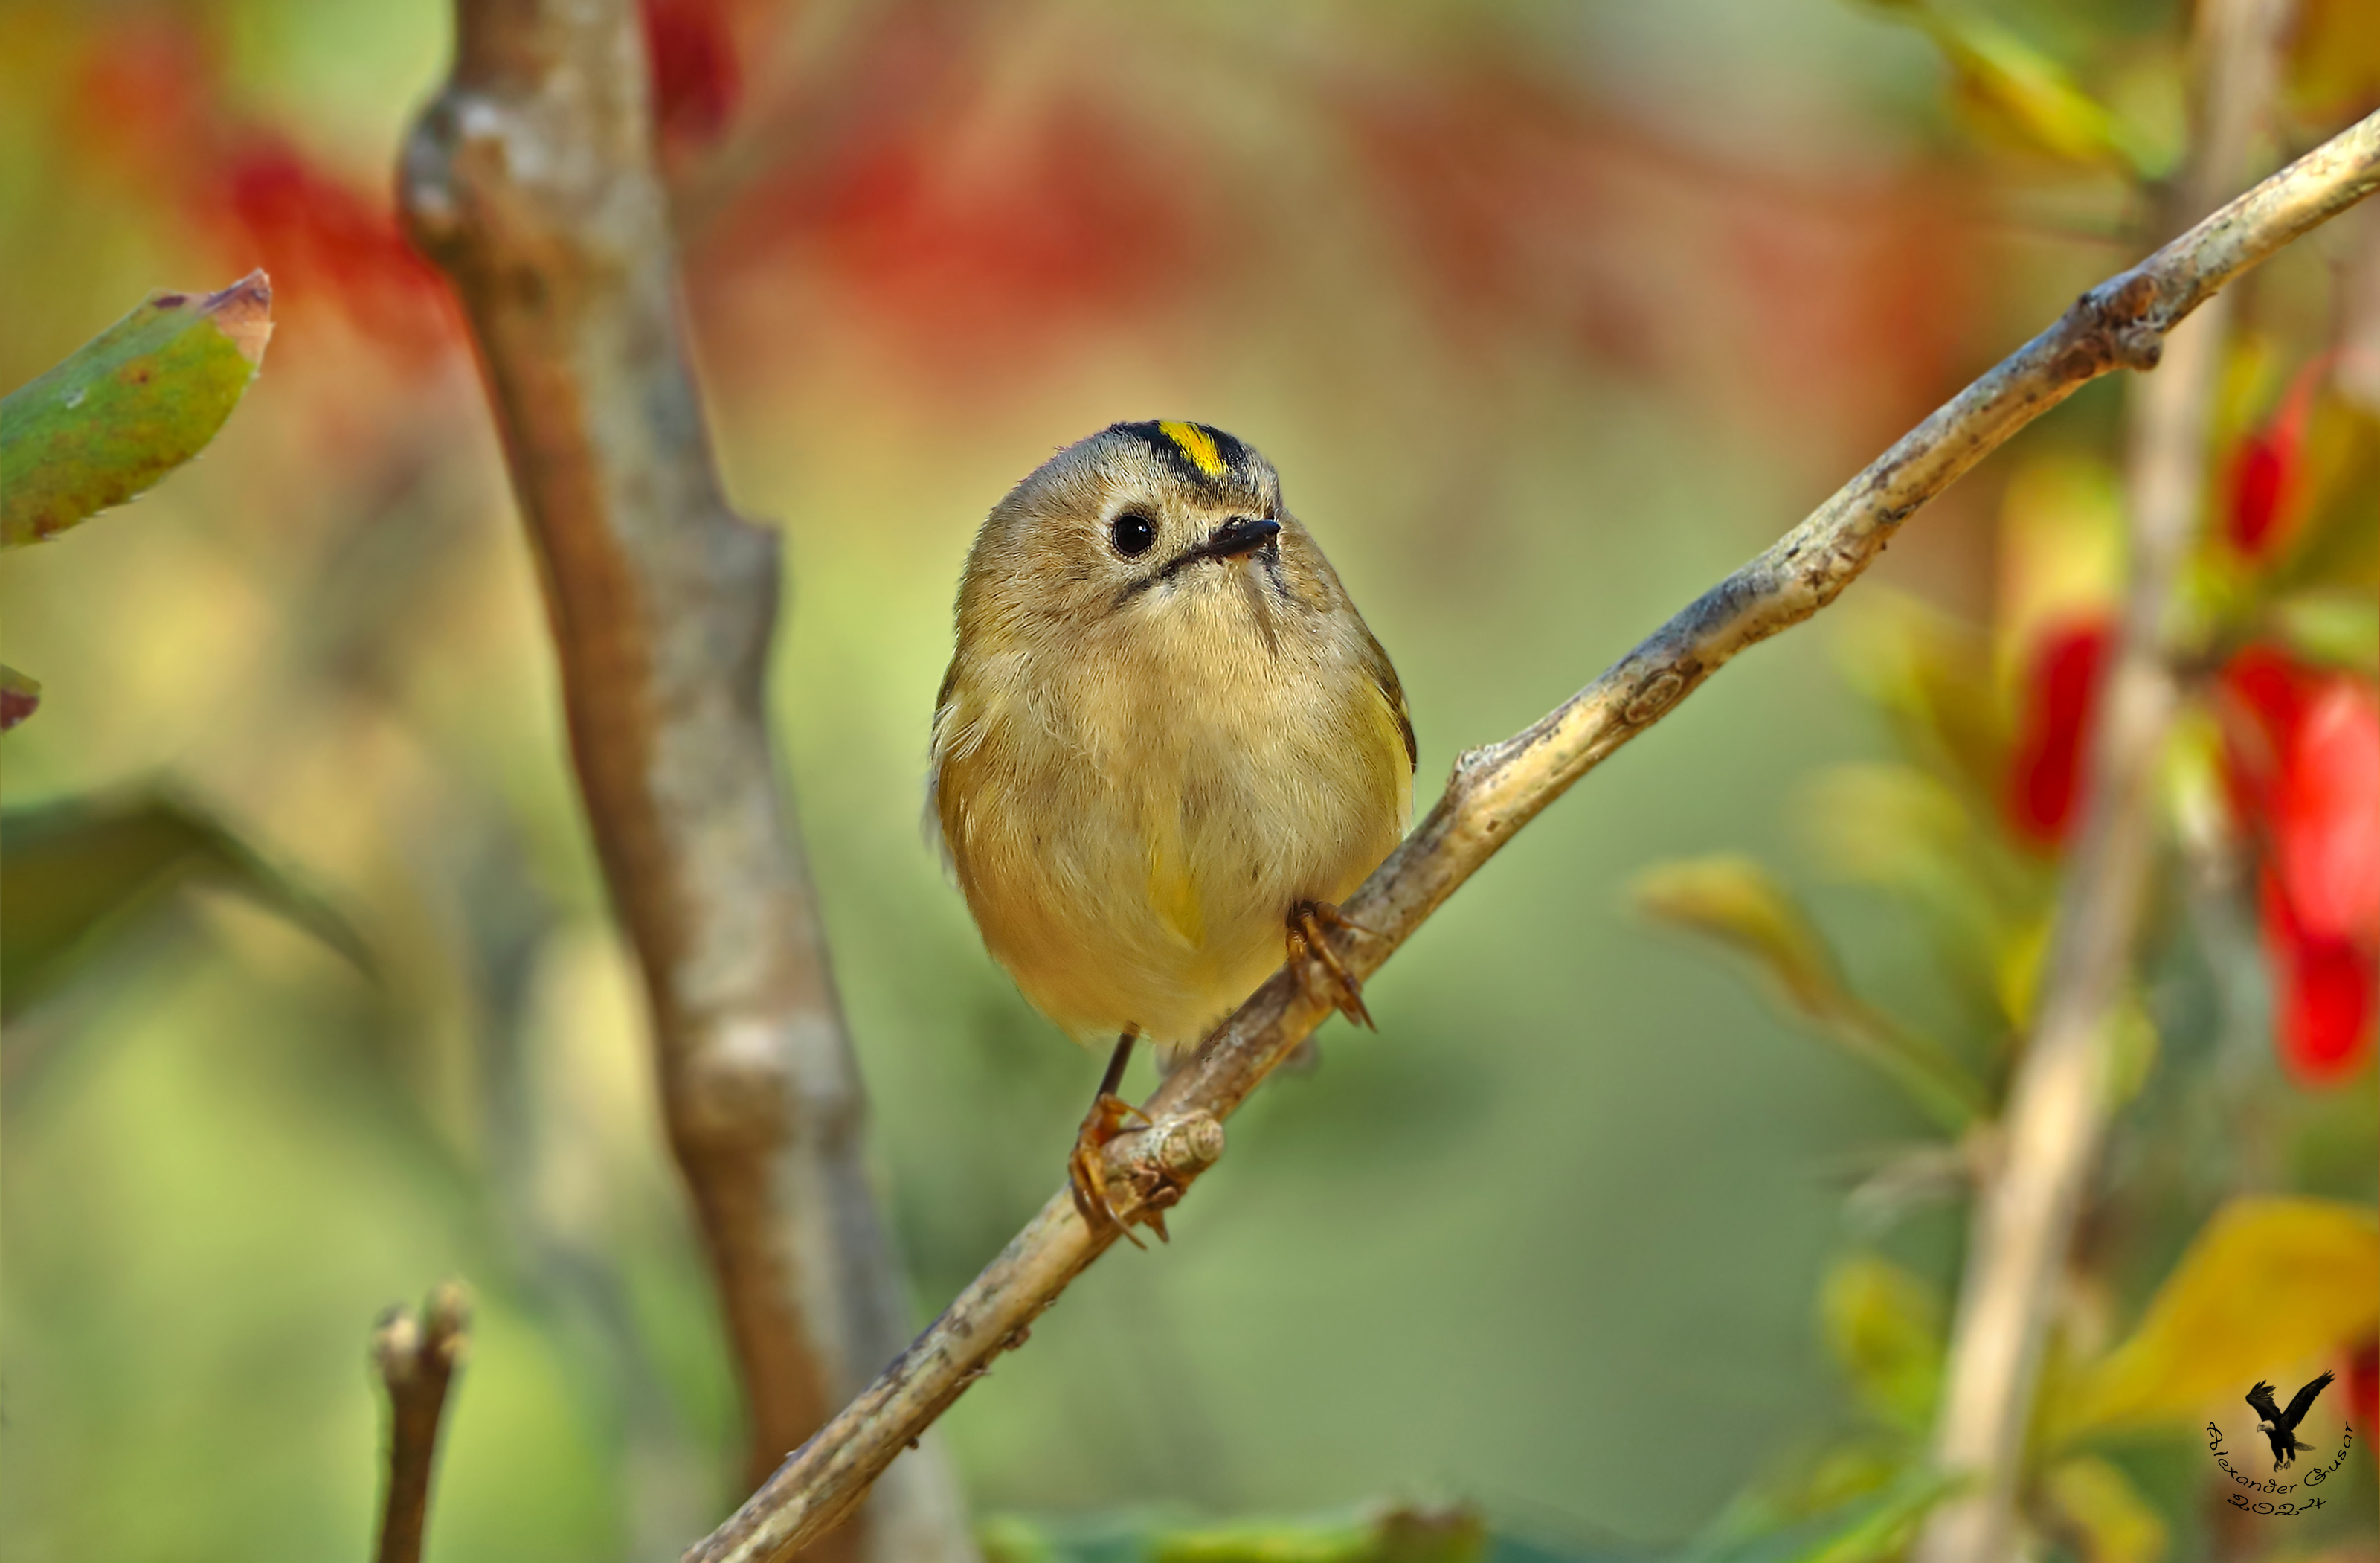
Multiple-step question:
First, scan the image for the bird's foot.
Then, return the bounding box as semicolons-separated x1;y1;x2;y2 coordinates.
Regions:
1068;1091;1156;1247
1288;899;1376;1030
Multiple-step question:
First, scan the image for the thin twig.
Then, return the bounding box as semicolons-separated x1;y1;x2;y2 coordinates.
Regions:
396;4;974;1559
686;105;2380;1563
1914;5;2296;1561
372;1282;471;1563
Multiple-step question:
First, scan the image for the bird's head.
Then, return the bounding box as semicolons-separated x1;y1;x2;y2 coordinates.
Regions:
956;420;1345;660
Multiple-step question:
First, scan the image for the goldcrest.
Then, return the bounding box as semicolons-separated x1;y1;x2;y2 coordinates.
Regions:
930;420;1414;1227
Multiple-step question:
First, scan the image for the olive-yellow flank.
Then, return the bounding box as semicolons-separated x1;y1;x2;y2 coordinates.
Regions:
930;420;1414;1229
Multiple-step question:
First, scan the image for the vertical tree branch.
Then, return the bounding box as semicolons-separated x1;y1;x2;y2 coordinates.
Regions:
373;1283;471;1563
1914;5;2294;1561
396;6;974;1559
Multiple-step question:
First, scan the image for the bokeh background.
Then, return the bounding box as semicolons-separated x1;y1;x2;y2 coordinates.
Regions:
2;2;2374;1561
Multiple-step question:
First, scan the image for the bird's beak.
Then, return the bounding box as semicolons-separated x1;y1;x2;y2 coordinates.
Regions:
1205;516;1281;559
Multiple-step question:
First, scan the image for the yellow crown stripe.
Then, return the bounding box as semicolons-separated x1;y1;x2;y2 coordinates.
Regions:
1157;420;1227;480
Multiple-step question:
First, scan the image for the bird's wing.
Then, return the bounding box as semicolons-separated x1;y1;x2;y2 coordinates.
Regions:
2246;1381;2286;1422
925;655;983;868
1356;623;1417;774
2281;1370;2335;1430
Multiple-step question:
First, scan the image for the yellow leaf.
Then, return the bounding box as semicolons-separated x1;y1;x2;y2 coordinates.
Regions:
1636;856;1989;1128
1634;856;1847;1024
2062;1198;2380;1433
2043;1457;2168;1563
2289;0;2380;120
1995;913;2051;1030
1823;1254;1945;1434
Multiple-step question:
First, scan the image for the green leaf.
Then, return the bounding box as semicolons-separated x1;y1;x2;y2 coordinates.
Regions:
1862;0;2163;176
980;1507;1492;1563
2061;1197;2380;1434
0;792;370;1023
1823;1254;1945;1435
1152;1506;1486;1563
1;272;272;549
1;663;39;731
1795;1445;1905;1516
1791;1470;1957;1563
980;1515;1063;1563
1679;1468;1960;1563
2270;591;2380;675
1634;856;1988;1129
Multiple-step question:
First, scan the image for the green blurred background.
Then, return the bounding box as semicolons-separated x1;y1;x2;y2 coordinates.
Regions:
2;2;2372;1560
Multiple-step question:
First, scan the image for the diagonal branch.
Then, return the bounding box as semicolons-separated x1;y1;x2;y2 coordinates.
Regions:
396;4;974;1559
372;1283;471;1563
1916;4;2297;1560
685;107;2380;1563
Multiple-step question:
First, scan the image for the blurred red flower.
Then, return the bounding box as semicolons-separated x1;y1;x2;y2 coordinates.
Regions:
2347;1337;2379;1431
2222;648;2380;1085
2226;434;2289;557
2004;617;2113;848
218;139;451;363
2260;871;2376;1083
2222;357;2327;561
2275;682;2380;942
70;17;451;368
642;0;743;147
716;86;1217;365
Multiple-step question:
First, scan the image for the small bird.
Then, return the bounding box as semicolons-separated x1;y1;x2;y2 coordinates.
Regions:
930;420;1415;1233
2247;1372;2334;1470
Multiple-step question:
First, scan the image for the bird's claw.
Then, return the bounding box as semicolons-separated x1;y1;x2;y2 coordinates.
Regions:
1288;899;1375;1030
1068;1091;1156;1247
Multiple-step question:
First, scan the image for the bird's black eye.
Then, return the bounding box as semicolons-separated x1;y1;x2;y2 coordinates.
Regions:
1110;510;1157;557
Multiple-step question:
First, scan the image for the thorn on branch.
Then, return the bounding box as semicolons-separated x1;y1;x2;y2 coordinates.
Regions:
372;1280;471;1563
